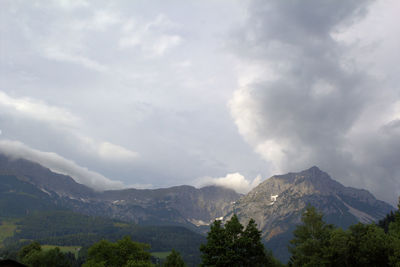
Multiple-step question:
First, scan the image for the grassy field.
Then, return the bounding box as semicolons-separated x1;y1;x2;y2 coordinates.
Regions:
41;245;81;258
151;251;170;259
0;218;18;247
113;222;130;228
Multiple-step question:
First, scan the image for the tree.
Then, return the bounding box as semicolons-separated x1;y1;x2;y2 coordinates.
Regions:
200;214;280;266
162;249;186;267
18;242;70;267
199;219;227;266
289;206;334;267
82;236;153;267
378;210;396;233
387;197;400;266
345;223;390;267
289;206;393;267
324;228;349;266
18;241;41;261
240;219;271;266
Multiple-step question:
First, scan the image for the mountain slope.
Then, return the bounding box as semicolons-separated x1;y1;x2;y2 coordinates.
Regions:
0;154;95;199
1;210;205;266
0;153;240;228
100;185;240;226
230;166;395;261
0;174;63;217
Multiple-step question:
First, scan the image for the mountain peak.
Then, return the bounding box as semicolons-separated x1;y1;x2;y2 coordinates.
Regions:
264;166;336;190
305;165;323;173
232;167;394;261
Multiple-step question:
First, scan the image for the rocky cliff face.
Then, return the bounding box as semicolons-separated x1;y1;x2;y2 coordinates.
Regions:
229;166;394;261
100;185;240;226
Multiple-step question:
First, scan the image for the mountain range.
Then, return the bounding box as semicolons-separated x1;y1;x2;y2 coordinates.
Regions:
0;154;240;228
0;153;395;262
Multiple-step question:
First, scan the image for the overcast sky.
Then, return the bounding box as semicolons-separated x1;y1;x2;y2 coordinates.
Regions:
1;0;400;205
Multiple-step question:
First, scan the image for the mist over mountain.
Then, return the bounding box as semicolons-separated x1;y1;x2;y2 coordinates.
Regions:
0;153;95;199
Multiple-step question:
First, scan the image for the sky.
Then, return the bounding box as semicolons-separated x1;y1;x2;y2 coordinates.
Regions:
1;0;400;205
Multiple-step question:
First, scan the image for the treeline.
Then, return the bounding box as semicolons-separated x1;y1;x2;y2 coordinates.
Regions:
199;200;400;266
288;205;400;266
2;210;204;265
17;242;80;267
2;201;400;266
10;238;186;267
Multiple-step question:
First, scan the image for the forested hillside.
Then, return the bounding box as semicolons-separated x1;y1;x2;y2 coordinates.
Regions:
0;210;205;266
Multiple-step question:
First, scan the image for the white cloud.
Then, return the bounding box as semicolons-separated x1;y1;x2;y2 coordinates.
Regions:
75;135;139;163
0;139;124;190
195;173;262;194
79;10;120;31
44;46;107;72
151;35;182;56
119;14;183;56
98;142;139;162
55;0;89;9
126;183;153;190
0;90;139;164
0;91;80;127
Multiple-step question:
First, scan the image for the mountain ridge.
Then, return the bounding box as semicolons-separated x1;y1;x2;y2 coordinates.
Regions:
0;153;395;262
0;153;241;228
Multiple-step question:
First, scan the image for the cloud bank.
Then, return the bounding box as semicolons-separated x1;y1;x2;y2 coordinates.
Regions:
229;0;400;204
196;173;262;194
0;139;124;191
0;90;139;164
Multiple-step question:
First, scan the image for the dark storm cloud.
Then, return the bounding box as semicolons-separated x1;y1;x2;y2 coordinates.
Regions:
229;0;400;204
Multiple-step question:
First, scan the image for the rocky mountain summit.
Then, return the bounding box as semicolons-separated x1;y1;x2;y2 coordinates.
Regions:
229;166;394;260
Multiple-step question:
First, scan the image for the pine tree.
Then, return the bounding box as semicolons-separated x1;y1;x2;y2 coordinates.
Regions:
288;206;334;266
345;223;390;267
199;219;228;266
162;249;186;267
200;214;280;266
240;219;268;266
388;197;400;266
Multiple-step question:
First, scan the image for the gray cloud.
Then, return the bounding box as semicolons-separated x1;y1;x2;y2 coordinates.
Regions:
229;0;400;204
